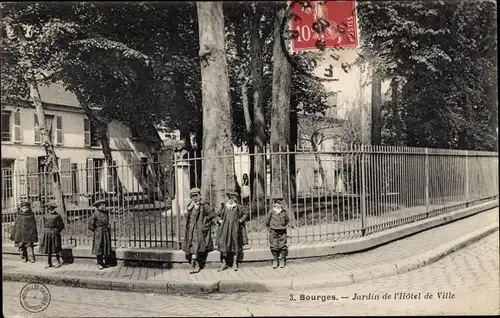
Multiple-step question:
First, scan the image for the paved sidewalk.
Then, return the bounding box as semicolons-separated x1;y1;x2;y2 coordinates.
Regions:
2;208;498;294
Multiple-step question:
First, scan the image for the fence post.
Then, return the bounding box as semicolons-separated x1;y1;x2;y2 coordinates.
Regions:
465;150;469;206
425;148;429;213
360;145;367;236
174;154;182;250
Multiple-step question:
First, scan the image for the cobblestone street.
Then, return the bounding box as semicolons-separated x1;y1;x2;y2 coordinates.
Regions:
3;231;498;317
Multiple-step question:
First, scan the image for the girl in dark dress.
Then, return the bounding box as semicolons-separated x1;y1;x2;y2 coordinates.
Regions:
10;201;38;263
88;199;112;270
39;201;65;268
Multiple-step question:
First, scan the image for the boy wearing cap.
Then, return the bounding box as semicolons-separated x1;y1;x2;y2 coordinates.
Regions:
264;196;290;268
184;187;220;274
10;201;38;263
88;199;113;270
216;191;249;271
39;201;65;268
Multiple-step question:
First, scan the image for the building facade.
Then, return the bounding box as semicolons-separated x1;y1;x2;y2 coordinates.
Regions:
1;83;161;212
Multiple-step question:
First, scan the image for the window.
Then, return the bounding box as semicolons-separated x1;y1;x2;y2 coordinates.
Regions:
1;159;15;202
34;114;54;144
71;163;79;194
26;157;39;196
55;116;63;145
1;111;11;141
60;158;71;194
84;119;99;147
13;111;22;142
87;158;104;193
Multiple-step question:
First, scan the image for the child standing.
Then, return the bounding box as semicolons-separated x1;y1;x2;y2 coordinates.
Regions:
88;199;112;270
10;201;38;263
39;201;65;268
216;191;249;272
264;196;290;269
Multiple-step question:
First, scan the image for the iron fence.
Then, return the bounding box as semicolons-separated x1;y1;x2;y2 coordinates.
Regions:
1;145;498;250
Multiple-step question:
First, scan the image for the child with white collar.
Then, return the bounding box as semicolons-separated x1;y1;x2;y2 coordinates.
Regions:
264;196;290;268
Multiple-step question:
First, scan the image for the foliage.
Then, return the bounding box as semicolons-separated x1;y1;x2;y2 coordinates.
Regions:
224;1;330;146
1;2;173;139
358;0;497;150
2;2;334;150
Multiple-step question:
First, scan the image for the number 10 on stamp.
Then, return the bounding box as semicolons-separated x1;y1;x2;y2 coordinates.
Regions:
289;0;358;53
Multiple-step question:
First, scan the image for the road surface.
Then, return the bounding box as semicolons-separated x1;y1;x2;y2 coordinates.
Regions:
3;231;499;317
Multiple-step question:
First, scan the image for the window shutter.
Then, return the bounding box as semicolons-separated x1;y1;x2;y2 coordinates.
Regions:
26;157;39;196
34;114;41;144
87;158;94;193
55;116;63;145
106;161;114;192
13;111;22;143
84;119;91;147
15;158;27;197
60;158;71;194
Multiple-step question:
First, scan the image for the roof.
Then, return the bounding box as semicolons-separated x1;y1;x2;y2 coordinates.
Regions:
37;82;81;108
33;83;162;143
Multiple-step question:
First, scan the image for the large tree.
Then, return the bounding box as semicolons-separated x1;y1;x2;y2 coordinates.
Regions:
1;4;88;220
270;3;293;202
197;2;236;205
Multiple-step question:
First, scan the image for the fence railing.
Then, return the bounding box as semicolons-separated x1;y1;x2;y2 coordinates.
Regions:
1;145;498;250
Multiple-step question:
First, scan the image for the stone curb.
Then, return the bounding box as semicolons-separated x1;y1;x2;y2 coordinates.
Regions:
3;223;498;295
3;199;498;266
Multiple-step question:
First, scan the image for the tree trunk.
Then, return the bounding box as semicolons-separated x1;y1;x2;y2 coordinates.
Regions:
371;69;382;145
194;126;203;187
69;80;126;197
250;3;267;208
270;3;292;203
17;29;67;222
27;76;67;224
289;104;297;201
371;67;382;145
389;77;403;145
197;2;236;206
241;81;252;136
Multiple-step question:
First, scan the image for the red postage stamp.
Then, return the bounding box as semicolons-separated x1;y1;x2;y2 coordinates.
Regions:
289;0;358;53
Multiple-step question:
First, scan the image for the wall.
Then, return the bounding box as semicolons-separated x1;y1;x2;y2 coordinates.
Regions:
1;106;154;210
229;147;345;199
317;47;391;144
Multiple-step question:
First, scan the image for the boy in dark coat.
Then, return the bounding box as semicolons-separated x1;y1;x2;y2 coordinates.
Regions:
10;201;38;263
88;199;112;270
216;191;249;271
184;187;220;274
264;196;290;268
39;201;65;268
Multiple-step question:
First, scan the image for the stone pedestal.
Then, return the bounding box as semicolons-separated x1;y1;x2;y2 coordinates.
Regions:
174;160;191;215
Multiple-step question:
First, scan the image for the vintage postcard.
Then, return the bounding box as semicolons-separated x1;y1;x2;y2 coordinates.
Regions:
1;1;498;316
